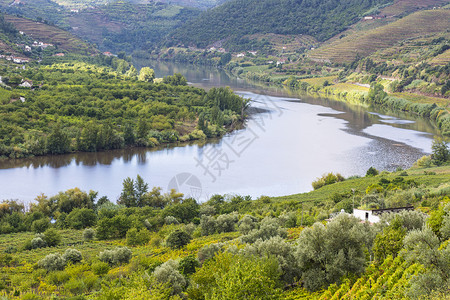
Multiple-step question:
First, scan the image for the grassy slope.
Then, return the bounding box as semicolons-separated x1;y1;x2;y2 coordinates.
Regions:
4;15;97;55
272;166;450;211
309;9;450;63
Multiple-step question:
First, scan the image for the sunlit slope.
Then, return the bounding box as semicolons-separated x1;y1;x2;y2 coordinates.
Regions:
309;9;450;63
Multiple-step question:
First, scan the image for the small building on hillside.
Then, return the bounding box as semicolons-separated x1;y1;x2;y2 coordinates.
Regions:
19;80;33;88
353;206;414;223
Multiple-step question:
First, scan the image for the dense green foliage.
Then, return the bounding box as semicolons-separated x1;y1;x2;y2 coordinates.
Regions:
0;58;247;158
169;0;392;48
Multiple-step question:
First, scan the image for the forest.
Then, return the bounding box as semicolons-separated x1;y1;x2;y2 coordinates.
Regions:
168;0;392;48
0;150;449;298
0;55;248;159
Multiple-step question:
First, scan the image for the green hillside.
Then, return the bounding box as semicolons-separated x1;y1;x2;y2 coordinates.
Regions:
309;9;450;63
169;0;393;48
68;1;201;53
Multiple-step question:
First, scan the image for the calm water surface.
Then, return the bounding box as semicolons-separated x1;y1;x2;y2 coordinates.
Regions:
0;61;438;202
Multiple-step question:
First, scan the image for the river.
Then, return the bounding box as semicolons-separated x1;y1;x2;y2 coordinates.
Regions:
0;61;438;202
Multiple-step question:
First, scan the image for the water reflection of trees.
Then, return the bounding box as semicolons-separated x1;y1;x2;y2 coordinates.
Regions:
0;141;209;170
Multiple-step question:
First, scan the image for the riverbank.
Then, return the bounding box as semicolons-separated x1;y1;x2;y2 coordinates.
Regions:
229;66;450;136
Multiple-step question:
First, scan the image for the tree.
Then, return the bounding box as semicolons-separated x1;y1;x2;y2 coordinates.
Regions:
366;167;379;177
118;175;149;207
138;67;155;83
126;65;138;77
295;214;367;291
165;229;191;249
66;208;97;229
431;137;449;166
153;260;186;296
46;122;71;154
43;228;61;247
373;216;406;262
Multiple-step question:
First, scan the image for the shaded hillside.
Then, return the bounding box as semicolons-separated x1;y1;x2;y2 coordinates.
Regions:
4;15;97;55
53;0;229;10
169;0;393;49
308;9;450;63
68;2;201;53
0;0;69;28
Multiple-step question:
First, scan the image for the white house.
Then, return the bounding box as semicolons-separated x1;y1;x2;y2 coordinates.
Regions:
353;206;414;223
353;209;380;223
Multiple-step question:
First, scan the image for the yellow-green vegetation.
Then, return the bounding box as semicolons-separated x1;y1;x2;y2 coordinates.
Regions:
0;153;449;298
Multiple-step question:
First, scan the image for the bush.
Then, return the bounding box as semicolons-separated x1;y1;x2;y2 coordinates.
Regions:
216;212;239;233
31;218;50;233
153;260;186;296
83;228;95;241
242;236;299;284
179;255;199;276
63;249;83;264
31;237;47;249
240;217;287;244
431;137;449;165
164;216;179;225
66;208;97;229
43;228;61;247
115;247;132;265
312;173;344;190
238;215;258;234
166;229;191;249
92;261;110;276
99;247;132;265
126;228;151;246
366;167;379;177
414;155;432;168
39;253;66;271
200;215;217;236
197;243;223;264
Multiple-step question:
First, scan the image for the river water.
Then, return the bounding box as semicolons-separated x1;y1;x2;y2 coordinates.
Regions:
0;61;438;202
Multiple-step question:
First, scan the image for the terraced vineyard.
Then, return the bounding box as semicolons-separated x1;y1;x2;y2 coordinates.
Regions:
4;15;97;55
309;9;450;63
318;256;424;300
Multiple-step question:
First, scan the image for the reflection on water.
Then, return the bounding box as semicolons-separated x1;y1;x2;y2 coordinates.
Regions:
0;60;440;202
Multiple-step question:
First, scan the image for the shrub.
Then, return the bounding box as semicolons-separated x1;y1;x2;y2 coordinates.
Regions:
99;247;132;265
31;237;47;249
242;236;299;284
126;228;151;246
153;260;186;296
114;247;132;265
197;243;223;264
31;218;50;233
238;215;258;234
366;167;379;177
178;255;199;276
43;228;61;247
200;215;217;236
92;261;110;276
414;155;432;168
66;208;97;229
240;217;287;244
39;253;66;271
431;137;449;165
164;216;179;225
83;228;95;241
216;212;239;233
312;173;344;190
166;229;191;249
63;249;83;264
